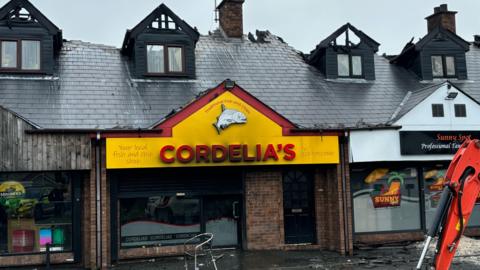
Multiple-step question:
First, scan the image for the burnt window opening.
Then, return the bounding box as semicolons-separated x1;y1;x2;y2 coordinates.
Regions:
0;39;41;71
7;7;38;23
149;14;177;30
454;104;466;117
146;44;184;75
432;104;444;117
431;55;456;78
337;54;363;78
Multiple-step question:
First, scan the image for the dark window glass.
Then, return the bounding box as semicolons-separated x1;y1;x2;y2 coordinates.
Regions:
120;196;200;247
351;167;421;232
1;41;17;68
454;104;466;117
0;173;73;255
432;104;444;117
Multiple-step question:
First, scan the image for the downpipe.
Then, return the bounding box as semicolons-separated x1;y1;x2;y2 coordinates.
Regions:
340;132;350;254
95;132;102;269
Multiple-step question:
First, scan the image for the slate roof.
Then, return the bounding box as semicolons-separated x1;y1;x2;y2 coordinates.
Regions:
0;30;473;131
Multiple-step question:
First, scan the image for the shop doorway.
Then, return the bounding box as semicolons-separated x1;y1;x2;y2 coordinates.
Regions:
204;195;241;247
283;170;316;244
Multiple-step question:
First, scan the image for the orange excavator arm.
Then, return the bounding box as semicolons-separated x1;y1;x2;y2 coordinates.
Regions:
416;139;480;270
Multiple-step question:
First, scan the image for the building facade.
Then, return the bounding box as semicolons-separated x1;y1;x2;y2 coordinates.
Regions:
0;0;479;268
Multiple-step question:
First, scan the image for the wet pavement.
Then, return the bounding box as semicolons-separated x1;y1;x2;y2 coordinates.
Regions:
111;246;480;270
11;244;480;269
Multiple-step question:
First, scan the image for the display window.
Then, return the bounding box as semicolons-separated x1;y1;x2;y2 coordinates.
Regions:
120;196;201;247
351;166;421;233
423;166;447;229
0;172;73;255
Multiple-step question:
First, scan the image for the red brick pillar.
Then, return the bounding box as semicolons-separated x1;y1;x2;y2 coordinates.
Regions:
245;171;284;250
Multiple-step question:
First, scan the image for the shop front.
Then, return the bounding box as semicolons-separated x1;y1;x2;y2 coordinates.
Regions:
104;82;346;261
350;129;480;244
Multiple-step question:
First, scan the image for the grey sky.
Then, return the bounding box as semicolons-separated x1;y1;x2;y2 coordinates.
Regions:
7;0;480;55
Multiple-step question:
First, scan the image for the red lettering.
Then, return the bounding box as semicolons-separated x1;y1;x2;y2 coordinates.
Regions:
256;144;262;161
212;145;227;163
283;144;296;161
263;144;279;161
160;145;175;163
243;145;255;162
176;145;194;163
229;144;242;162
195;145;210;163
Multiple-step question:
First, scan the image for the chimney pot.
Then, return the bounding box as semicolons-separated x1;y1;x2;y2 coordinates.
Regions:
217;0;245;38
426;4;457;33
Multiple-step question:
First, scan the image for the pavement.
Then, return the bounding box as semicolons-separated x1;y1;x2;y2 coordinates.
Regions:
10;243;480;269
111;246;480;270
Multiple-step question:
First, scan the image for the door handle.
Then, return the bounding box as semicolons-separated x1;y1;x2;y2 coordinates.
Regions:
232;201;239;219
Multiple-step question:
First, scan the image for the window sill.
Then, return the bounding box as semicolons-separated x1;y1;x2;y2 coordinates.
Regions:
0;74;58;81
325;78;372;84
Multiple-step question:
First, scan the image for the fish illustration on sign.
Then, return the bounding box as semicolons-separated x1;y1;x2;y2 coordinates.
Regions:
213;104;247;134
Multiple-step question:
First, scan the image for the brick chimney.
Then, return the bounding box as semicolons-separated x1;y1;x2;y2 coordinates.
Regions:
217;0;245;38
425;4;457;33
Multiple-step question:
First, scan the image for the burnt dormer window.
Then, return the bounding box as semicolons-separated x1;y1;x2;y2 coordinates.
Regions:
0;0;62;75
307;23;379;80
122;4;199;78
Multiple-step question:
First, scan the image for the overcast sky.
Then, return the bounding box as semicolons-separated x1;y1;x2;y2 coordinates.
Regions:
6;0;480;55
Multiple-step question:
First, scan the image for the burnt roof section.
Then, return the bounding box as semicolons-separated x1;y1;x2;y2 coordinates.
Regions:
0;29;431;130
121;3;200;54
314;23;379;52
0;0;62;50
390;26;470;64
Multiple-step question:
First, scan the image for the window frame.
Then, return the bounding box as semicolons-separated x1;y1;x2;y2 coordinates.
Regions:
0;38;42;73
337;53;364;78
431;103;444;117
454;104;467;118
145;43;186;76
431;55;456;78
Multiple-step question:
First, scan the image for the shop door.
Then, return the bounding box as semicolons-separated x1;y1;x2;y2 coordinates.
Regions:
204;195;241;247
283;171;315;244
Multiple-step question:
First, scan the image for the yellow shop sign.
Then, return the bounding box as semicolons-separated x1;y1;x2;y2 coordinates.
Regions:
106;88;339;169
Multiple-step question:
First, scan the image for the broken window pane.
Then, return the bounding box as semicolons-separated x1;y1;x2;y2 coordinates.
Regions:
352;55;362;76
147;45;164;73
168;47;183;72
21;40;40;70
337;54;349;77
1;41;17;68
431;56;443;77
445;56;455;76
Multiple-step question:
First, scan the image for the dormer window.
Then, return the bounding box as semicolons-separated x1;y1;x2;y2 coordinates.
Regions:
0;40;41;71
122;4;200;78
431;55;455;78
337;54;362;77
306;23;379;80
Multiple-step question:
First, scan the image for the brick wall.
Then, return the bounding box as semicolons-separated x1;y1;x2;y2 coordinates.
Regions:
101;141;110;268
245;171;284;250
0;253;75;267
355;232;424;245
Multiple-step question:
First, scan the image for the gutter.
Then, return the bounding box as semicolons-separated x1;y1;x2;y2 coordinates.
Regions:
25;128;163;135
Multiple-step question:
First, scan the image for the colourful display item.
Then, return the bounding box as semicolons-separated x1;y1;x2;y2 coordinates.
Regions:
39;228;52;246
12;230;34;253
52;228;65;245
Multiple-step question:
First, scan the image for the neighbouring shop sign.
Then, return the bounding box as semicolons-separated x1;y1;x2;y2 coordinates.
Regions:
399;131;480;155
106;91;339;169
